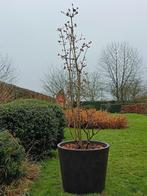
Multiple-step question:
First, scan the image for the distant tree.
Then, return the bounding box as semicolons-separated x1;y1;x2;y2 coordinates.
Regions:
42;68;66;98
135;84;147;103
0;54;15;83
43;68;105;102
0;54;16;102
83;72;105;101
100;42;142;102
122;78;143;101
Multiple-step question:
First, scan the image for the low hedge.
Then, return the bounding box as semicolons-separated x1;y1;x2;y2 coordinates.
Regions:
121;103;147;114
0;130;25;185
101;104;122;113
81;101;121;113
81;101;111;110
0;99;66;160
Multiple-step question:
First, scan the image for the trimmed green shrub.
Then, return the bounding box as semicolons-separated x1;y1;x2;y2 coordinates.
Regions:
0;99;66;160
0;130;25;185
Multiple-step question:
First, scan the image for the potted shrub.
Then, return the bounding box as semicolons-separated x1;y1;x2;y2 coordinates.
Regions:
57;5;109;194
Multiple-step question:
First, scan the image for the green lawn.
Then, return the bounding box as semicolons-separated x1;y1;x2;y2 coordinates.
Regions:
29;114;147;196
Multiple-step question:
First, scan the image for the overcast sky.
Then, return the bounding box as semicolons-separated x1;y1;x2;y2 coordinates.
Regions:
0;0;147;92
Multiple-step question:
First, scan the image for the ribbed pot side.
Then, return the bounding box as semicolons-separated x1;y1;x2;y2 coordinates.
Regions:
58;140;109;194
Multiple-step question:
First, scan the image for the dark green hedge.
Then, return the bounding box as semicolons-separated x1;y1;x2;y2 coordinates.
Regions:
81;101;116;110
0;130;25;185
81;101;121;113
0;99;66;160
101;104;122;113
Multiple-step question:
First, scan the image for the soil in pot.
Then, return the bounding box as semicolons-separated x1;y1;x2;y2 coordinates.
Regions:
63;141;106;150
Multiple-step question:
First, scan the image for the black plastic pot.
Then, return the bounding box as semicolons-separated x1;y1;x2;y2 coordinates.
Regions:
58;140;109;194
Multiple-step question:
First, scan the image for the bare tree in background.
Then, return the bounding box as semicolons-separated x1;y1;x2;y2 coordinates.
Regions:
0;54;16;102
123;78;143;101
83;72;105;101
42;68;66;98
100;42;142;102
43;68;105;101
135;84;147;102
0;54;15;82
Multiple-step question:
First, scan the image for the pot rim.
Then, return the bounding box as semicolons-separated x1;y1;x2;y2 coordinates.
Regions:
57;140;110;151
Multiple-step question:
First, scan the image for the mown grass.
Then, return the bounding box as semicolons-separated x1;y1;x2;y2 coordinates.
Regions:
29;114;147;196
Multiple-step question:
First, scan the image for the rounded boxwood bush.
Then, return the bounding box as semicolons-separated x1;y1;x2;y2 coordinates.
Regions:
0;130;25;185
0;99;66;160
